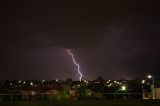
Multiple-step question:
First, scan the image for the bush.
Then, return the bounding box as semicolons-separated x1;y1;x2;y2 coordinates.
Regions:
48;90;70;101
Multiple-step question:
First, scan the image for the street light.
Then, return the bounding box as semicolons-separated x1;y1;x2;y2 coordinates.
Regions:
147;75;152;79
147;75;155;99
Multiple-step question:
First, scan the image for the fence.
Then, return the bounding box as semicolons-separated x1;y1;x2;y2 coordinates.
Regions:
102;93;144;99
0;93;152;102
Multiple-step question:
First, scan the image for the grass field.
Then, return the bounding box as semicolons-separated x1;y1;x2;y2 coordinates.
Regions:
0;100;160;106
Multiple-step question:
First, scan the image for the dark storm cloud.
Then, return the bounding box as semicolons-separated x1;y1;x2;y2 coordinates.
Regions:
0;0;160;80
1;0;159;48
1;0;106;48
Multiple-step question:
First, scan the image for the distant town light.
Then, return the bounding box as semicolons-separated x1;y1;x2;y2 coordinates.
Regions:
42;80;45;83
30;82;34;86
120;85;126;91
117;82;121;85
18;81;21;83
84;80;88;84
23;81;26;84
108;83;112;87
56;79;59;82
142;80;145;84
96;81;100;83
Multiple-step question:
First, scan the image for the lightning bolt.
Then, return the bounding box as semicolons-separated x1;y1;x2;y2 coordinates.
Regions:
66;49;82;81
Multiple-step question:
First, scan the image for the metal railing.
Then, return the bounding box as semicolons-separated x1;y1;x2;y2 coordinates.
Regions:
0;93;151;102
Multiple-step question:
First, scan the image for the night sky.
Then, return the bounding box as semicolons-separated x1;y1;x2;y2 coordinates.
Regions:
0;1;160;80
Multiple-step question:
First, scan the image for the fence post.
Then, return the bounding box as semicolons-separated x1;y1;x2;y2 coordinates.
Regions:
113;93;115;99
41;94;44;101
129;93;130;100
10;94;13;104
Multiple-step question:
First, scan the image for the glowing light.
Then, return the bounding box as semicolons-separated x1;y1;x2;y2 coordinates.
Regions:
147;75;152;79
108;83;112;87
142;80;145;84
42;80;45;83
66;49;82;81
30;82;34;86
120;85;126;91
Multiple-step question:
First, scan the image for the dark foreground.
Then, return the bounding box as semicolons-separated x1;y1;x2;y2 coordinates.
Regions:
0;100;160;106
